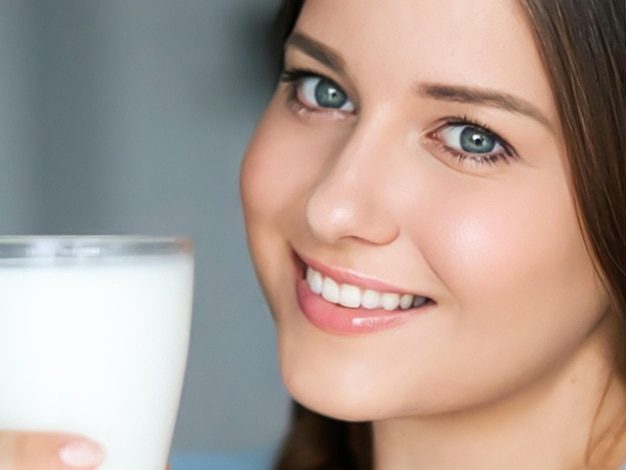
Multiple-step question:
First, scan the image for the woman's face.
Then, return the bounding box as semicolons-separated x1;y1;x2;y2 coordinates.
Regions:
240;0;610;421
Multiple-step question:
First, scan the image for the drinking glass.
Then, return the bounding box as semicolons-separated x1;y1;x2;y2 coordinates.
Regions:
0;236;194;470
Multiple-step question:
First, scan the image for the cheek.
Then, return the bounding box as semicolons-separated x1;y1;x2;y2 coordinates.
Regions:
240;100;331;305
421;178;605;333
241;102;330;228
240;114;301;224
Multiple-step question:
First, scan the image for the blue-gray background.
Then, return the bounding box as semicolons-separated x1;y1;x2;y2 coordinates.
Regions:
0;0;290;454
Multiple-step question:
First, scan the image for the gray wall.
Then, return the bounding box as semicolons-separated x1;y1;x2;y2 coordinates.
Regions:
0;0;290;453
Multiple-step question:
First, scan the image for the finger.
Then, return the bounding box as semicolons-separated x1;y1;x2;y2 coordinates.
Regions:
0;431;104;470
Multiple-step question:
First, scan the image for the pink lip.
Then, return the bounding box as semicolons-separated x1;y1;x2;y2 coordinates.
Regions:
294;253;432;335
298;253;419;296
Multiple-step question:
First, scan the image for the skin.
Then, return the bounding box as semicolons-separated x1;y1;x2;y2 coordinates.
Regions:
0;431;171;469
0;432;98;470
240;0;626;468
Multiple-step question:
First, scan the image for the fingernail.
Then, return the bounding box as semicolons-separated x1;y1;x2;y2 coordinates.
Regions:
59;439;105;468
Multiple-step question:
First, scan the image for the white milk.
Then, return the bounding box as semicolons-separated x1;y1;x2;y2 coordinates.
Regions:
0;254;193;470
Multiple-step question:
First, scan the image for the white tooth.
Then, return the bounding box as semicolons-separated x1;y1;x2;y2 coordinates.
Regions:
381;293;401;311
321;276;340;303
361;289;381;309
400;294;414;309
307;267;323;294
339;284;361;308
413;296;428;308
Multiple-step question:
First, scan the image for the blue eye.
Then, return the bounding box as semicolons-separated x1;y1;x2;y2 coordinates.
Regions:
298;76;355;112
280;68;356;115
428;120;518;168
440;124;503;155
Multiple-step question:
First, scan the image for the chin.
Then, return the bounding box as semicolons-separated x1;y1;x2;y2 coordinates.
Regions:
286;382;386;422
277;349;380;422
277;344;432;423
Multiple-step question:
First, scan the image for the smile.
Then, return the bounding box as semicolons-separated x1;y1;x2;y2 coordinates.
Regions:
305;266;430;311
294;255;433;334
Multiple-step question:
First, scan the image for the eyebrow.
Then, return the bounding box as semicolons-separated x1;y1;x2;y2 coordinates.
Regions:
417;83;553;130
285;32;347;75
285;32;552;131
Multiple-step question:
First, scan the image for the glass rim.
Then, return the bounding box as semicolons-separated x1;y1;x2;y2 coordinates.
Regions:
0;236;193;260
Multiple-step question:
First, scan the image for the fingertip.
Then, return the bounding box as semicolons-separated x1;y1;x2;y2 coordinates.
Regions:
59;439;104;468
3;431;104;470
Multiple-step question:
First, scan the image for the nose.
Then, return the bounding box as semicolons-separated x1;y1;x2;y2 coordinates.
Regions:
305;120;401;246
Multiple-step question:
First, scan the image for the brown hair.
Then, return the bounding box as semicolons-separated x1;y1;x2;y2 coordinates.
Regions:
270;1;625;468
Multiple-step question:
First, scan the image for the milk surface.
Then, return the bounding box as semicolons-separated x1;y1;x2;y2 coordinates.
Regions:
0;254;193;470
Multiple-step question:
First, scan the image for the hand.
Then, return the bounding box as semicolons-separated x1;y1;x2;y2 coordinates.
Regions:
0;431;171;469
0;431;104;469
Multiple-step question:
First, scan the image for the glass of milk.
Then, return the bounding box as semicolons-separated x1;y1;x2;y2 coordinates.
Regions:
0;236;194;470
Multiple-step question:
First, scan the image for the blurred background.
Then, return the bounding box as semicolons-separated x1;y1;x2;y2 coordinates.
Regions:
0;0;290;456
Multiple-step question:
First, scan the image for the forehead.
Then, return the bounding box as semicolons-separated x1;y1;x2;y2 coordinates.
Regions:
293;0;554;111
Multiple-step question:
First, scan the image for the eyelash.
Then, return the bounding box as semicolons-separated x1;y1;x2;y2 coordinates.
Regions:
280;67;354;117
428;117;518;166
279;67;518;166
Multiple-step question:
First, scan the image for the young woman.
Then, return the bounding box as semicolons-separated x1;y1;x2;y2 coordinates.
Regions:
0;0;623;469
240;0;625;468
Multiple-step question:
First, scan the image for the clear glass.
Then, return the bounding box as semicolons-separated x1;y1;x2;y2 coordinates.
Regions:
0;235;192;260
0;236;194;470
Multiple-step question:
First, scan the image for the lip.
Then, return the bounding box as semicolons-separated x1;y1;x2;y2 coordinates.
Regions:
293;252;432;335
298;253;423;296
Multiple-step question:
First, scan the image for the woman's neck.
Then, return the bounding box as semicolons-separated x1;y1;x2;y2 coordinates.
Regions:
372;315;626;470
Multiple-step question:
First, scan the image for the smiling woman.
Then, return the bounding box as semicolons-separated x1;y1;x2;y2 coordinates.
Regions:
239;0;624;469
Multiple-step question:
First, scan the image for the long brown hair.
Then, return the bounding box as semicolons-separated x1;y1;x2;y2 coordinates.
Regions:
270;1;625;468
